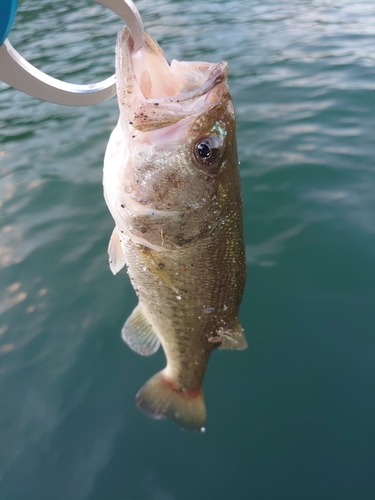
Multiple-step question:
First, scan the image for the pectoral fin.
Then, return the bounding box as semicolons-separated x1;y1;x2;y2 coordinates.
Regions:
108;226;126;275
138;246;179;294
216;318;247;350
122;304;160;356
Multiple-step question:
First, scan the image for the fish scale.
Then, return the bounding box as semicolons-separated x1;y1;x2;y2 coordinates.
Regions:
103;28;246;430
125;226;245;381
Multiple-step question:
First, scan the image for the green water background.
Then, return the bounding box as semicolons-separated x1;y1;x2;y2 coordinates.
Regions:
1;0;375;498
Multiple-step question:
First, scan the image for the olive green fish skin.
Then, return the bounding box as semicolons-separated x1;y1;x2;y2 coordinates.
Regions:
103;29;246;427
122;93;246;391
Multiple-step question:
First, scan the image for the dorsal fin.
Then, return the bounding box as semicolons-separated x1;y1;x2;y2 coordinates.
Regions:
216;318;247;350
108;226;126;275
122;304;160;356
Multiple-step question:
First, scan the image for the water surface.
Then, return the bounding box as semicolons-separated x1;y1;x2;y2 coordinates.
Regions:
1;0;375;498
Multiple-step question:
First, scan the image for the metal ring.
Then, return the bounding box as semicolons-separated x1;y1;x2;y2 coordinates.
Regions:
0;0;144;106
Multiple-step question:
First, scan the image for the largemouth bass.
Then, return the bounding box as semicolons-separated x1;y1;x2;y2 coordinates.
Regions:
103;27;246;431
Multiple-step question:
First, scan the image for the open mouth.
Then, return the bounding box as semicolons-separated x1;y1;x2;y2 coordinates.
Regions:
116;28;228;130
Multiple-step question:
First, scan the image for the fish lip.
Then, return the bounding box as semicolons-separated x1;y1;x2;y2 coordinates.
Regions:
146;61;228;105
116;28;229;130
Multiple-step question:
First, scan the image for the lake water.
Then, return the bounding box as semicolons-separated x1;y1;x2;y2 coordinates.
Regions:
1;0;375;498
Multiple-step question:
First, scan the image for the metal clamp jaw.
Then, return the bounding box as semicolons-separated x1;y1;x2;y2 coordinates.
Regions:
0;0;144;106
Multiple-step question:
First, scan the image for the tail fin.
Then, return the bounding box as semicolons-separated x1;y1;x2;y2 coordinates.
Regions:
136;370;206;431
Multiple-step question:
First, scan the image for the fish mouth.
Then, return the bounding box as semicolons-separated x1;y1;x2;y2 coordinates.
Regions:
116;28;229;132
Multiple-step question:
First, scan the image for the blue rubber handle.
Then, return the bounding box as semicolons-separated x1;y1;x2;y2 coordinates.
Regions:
0;0;18;45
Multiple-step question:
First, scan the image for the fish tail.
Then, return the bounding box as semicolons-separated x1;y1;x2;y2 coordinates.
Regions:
136;370;206;431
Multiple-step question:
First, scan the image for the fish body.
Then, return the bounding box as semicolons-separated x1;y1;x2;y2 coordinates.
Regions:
103;28;246;430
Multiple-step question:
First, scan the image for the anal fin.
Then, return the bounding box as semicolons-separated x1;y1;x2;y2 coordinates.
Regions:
122;304;160;356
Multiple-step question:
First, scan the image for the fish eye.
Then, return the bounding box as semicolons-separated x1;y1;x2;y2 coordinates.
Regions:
194;134;224;170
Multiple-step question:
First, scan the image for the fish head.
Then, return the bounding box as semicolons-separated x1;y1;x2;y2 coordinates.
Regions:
105;28;240;249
